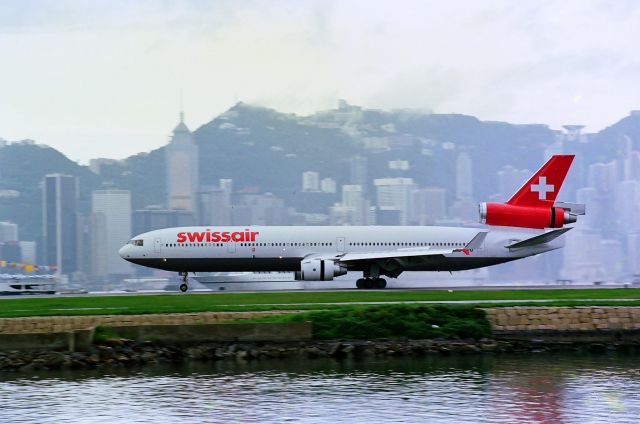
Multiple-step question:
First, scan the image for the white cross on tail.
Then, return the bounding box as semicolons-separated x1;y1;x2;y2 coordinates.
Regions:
530;176;554;200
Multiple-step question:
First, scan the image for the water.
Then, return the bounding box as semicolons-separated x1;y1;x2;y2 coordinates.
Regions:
2;354;640;423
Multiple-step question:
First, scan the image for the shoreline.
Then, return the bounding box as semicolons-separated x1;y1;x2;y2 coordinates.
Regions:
2;337;640;373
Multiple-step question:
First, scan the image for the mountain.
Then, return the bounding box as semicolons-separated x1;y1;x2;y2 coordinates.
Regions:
0;142;101;240
1;103;639;242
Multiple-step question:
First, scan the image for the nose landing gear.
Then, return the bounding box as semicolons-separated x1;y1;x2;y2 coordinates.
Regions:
179;272;189;293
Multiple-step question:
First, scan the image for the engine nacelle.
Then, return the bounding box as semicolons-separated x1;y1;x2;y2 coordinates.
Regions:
479;202;577;229
295;259;348;281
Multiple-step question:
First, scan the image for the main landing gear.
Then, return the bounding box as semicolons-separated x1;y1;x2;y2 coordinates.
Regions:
356;264;388;289
356;277;387;290
179;272;189;293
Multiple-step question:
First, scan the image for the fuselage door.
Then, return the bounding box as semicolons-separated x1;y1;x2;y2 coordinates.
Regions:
154;238;161;254
227;242;236;254
336;237;345;253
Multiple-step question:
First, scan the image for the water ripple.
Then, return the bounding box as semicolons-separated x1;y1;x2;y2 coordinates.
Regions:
2;354;640;423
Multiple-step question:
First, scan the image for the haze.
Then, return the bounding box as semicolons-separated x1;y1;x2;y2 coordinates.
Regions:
1;0;639;163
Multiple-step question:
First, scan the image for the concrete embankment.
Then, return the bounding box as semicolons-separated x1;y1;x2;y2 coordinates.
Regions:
483;306;640;341
0;311;295;334
3;307;640;373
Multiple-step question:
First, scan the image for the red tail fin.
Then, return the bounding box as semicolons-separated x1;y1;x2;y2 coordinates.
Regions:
507;155;574;207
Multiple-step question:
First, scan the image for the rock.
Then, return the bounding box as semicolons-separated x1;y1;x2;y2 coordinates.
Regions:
480;342;497;352
86;354;100;366
463;344;481;354
116;354;130;363
329;343;342;356
305;346;323;358
43;352;67;369
341;344;355;354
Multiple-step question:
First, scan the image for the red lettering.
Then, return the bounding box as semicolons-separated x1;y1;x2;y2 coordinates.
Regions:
177;228;260;244
188;232;206;242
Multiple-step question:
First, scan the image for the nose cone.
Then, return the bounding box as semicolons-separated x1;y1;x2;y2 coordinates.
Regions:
118;244;130;260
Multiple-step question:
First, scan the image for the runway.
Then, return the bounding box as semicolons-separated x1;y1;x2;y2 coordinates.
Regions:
0;283;637;300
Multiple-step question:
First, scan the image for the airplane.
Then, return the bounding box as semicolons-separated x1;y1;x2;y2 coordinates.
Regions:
119;154;585;292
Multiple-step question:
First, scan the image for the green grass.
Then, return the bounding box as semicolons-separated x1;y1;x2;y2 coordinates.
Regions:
240;304;493;340
1;288;640;318
92;325;122;343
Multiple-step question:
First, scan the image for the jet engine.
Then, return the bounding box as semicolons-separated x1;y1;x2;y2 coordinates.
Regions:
479;202;579;229
295;259;348;281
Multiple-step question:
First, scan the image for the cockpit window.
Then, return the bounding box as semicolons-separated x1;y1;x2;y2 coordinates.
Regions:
129;239;144;246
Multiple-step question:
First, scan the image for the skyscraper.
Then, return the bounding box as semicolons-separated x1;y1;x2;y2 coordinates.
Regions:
374;178;416;225
42;174;78;274
91;190;132;277
166;112;199;211
302;171;320;192
350;155;368;194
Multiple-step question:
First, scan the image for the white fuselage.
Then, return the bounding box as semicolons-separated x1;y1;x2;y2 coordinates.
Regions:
119;225;564;276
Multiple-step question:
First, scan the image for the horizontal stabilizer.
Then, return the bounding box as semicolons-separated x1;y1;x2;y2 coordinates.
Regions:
506;228;571;250
554;202;586;215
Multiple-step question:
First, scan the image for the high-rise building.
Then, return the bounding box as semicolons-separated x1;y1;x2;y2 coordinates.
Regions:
342;184;366;225
219;179;233;206
166;112;199;211
91;190;132;277
374;178;416;225
133;206;195;235
350;155;368;194
497;166;531;202
412;187;447;225
302;171;320;192
42;174;78;274
0;221;18;242
320;178;337;194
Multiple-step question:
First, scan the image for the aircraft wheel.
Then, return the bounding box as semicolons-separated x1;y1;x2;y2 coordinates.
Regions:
374;278;387;289
363;278;374;289
356;278;365;289
179;283;189;293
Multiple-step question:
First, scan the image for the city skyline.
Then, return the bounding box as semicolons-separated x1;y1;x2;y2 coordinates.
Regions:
1;99;640;284
1;1;640;163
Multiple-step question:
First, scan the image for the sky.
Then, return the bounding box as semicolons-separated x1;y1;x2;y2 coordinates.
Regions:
1;0;639;163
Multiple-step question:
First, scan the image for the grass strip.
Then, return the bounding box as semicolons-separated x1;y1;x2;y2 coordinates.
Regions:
234;304;493;340
1;288;640;318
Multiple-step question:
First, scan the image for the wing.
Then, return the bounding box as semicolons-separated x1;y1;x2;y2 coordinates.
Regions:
337;230;488;262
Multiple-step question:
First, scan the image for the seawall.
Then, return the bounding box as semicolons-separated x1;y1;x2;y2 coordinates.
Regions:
483;306;640;341
0;311;295;334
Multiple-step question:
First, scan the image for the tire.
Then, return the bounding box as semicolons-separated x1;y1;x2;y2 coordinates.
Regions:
179;283;188;293
374;278;387;289
363;278;374;289
356;279;364;289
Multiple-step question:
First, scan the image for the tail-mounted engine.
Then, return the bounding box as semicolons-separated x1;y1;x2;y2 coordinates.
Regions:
479;202;584;229
295;259;347;281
